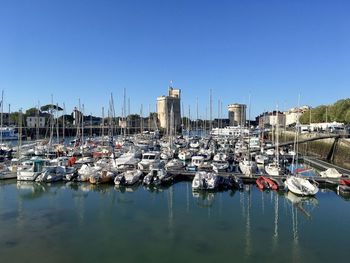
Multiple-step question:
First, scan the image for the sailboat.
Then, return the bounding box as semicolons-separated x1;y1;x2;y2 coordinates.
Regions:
265;106;282;176
239;95;257;177
285;176;319;196
284;100;319;196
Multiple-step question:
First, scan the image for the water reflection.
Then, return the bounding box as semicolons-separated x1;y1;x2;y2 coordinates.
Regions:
16;181;50;200
285;191;318;220
114;184;139;193
1;180;348;263
192;190;215;208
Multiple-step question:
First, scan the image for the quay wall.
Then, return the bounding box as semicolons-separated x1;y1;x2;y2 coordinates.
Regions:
276;131;350;170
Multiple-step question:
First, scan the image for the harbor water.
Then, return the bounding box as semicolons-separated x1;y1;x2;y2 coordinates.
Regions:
0;180;349;263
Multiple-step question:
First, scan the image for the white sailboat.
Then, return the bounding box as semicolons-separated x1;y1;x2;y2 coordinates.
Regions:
284;99;319;196
239;159;257;176
284;176;319;196
265;105;282;176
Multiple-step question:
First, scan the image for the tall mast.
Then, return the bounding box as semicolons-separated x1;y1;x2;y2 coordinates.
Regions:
209;89;212;131
188;105;191;134
62;103;66;142
148;104;151;132
247;94;251;166
124;88;126;136
101;107;105;137
56;103;59;143
205;107;208;133
109;93;116;137
276;104;279;165
217;99;220;129
0;90;3;144
81;104;85;149
90;113;93;137
17;109;23;159
140;104;143;134
128;97;130;135
36;101;40;141
181;102;184;135
196;97;199;133
49;94;54;147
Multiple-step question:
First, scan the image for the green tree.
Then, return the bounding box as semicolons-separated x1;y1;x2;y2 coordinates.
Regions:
299;98;350;124
40;104;63;112
25;107;41;116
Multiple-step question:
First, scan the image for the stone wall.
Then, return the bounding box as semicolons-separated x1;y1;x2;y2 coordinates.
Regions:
276;131;350;169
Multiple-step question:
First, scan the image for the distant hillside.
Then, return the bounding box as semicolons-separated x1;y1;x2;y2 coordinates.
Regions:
299;99;350;124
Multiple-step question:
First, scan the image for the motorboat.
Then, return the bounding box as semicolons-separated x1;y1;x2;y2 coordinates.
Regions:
0;127;18;140
165;159;185;171
192;171;219;191
0;160;18;179
89;170;114;184
285;176;319;196
112;153;140;171
217;175;243;190
213;152;227;162
36;166;73;183
76;164;101;182
211;160;230;173
137;152;161;172
191;156;205;167
319;168;342;178
114;169;143;186
143;168;172;186
17;158;50;181
178;150;192;161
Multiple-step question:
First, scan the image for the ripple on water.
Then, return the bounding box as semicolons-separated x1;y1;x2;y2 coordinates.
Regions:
1;211;18;221
4;240;18;248
193;240;211;254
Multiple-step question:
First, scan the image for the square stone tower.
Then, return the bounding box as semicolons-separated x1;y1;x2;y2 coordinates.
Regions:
157;87;181;133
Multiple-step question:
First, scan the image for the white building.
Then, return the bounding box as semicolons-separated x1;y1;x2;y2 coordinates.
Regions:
285;106;310;126
26;116;46;128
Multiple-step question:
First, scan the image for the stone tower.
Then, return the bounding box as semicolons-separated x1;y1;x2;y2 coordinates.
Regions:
157;87;181;133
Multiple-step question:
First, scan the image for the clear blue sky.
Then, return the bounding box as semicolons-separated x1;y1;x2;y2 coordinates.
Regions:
0;0;349;119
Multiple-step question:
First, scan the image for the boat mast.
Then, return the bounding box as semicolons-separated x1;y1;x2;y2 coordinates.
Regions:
0;90;3;144
148;104;151;133
123;88;126;137
101;107;104;137
80;101;84;146
49;95;54;148
181;102;184;135
17;109;23;159
128;98;130;135
188;105;191;135
56;103;59;143
140;104;143;135
276;104;279;166
35;101;40;141
196;97;199;134
209;89;212;131
62;103;66;143
90;112;92;138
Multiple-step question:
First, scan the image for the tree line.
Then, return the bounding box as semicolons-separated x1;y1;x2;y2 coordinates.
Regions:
299;98;350;124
